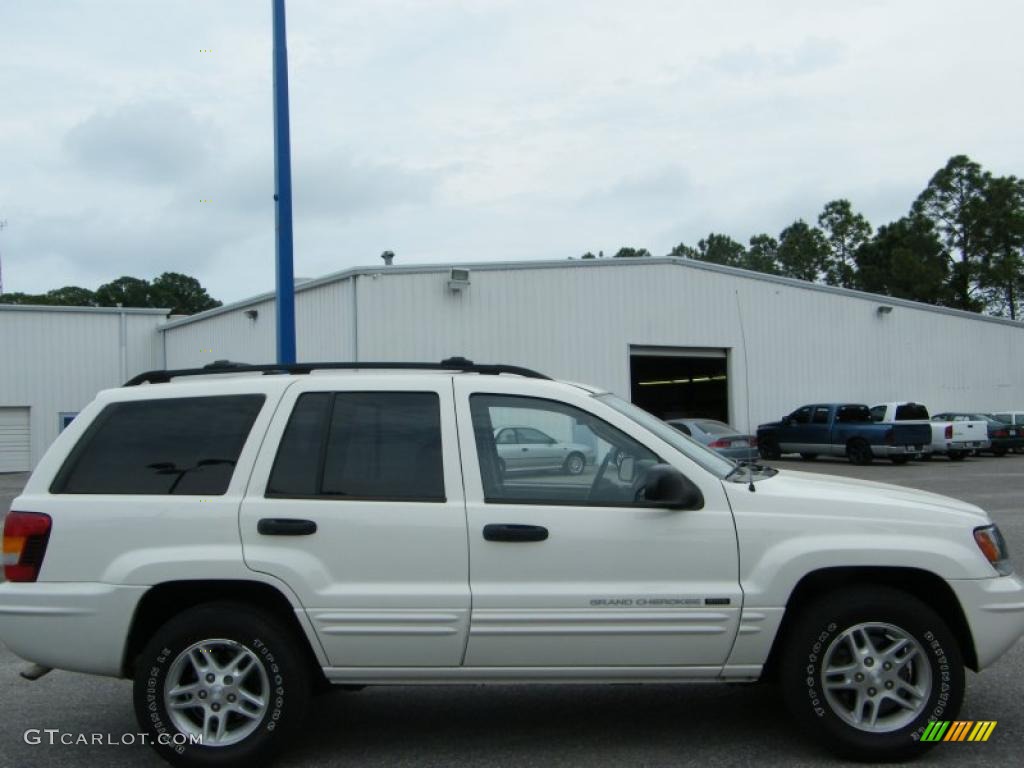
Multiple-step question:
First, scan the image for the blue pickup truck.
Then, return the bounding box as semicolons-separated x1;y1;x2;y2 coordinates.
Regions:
757;403;933;465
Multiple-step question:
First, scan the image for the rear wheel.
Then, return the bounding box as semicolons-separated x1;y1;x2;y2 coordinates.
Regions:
948;451;967;461
759;440;782;460
133;602;311;768
563;452;586;475
799;453;819;461
780;586;964;762
846;439;873;465
890;456;909;465
993;447;1008;457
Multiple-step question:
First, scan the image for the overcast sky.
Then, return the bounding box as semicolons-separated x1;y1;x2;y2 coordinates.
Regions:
1;0;1022;303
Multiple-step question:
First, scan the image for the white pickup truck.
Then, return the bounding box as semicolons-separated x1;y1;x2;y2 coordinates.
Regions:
870;402;990;460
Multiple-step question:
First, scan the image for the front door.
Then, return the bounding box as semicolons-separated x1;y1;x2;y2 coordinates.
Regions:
240;376;470;668
454;379;741;669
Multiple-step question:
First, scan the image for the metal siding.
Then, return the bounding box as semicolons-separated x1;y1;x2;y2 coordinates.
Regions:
0;310;165;466
162;261;1024;433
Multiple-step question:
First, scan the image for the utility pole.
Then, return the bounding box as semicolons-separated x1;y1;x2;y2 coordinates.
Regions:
272;0;297;364
0;220;7;295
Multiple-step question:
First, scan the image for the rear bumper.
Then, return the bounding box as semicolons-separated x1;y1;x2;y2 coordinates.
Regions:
946;439;991;451
948;574;1024;670
0;582;146;677
874;444;926;457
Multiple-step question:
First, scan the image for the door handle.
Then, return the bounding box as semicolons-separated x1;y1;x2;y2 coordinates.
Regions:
257;518;318;536
483;523;549;542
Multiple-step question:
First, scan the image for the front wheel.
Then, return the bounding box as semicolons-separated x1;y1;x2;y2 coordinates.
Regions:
133;602;311;768
759;441;782;460
780;586;964;762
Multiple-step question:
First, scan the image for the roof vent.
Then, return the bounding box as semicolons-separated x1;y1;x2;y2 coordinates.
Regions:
381;250;395;266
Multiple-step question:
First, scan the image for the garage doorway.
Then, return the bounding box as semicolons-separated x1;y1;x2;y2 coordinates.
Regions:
0;407;31;472
629;347;729;423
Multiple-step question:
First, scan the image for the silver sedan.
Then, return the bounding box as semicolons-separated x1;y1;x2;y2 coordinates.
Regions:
494;426;596;475
666;418;759;461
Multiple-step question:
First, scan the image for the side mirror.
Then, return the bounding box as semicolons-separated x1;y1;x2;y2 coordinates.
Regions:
617;456;636;483
642;464;703;510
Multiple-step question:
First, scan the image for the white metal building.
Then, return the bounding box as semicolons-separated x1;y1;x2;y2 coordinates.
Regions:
160;257;1024;428
3;257;1024;469
0;305;168;470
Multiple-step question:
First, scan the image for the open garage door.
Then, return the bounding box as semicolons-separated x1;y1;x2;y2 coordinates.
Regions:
630;347;729;423
0;407;31;472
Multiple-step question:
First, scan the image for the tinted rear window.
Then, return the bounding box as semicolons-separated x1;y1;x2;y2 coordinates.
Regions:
839;405;872;423
894;403;929;420
268;391;445;502
52;395;265;495
695;420;734;435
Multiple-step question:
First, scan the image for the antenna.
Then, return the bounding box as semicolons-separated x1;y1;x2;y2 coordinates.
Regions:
734;289;757;492
0;219;7;295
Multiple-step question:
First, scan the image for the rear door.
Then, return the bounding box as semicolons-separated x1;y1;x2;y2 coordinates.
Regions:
454;378;741;669
239;375;470;668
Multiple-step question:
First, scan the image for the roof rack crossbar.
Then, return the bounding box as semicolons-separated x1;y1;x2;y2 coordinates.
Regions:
124;357;550;386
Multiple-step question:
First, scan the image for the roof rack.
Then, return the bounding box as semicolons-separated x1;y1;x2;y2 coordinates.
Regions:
123;356;551;386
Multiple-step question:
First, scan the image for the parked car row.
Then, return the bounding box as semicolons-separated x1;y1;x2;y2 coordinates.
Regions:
751;401;1024;465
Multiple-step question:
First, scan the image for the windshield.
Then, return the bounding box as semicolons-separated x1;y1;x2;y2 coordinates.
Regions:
596;393;738;478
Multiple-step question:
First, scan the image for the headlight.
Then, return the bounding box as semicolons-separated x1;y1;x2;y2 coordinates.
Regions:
974;524;1013;576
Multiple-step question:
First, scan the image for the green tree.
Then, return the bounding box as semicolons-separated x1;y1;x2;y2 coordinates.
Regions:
151;272;222;315
0;291;49;305
45;286;97;306
613;247;652;258
818;199;871;288
94;276;153;307
975;175;1024;319
694;233;746;267
911;155;988;311
777;220;828;282
745;234;781;274
668;242;699;259
855;216;950;304
580;251;597;260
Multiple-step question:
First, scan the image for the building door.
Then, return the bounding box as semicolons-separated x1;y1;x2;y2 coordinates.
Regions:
629;347;730;424
0;407;30;472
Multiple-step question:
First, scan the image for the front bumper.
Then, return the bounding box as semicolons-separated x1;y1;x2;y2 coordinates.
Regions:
948;574;1024;670
0;582;146;677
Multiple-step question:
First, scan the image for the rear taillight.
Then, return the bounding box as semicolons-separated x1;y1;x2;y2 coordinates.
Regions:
944;424;953;439
708;439;732;448
2;512;52;582
994;429;1009;439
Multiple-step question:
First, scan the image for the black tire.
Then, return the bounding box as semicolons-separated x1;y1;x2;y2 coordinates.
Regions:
759;441;782;460
563;451;586;475
846;439;873;465
780;586;964;762
799;453;819;461
890;455;909;465
133;602;311;768
918;453;932;462
993;447;1007;457
948;451;967;461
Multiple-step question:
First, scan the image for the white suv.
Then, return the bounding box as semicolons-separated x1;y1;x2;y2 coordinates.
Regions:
2;359;1023;767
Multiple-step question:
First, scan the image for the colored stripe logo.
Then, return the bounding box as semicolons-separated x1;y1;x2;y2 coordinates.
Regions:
921;721;997;742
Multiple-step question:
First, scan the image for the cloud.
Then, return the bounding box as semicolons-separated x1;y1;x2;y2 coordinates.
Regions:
64;101;217;184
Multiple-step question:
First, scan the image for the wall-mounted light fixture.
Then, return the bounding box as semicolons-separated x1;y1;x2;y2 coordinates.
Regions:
448;268;470;292
876;305;894;316
245;309;259;320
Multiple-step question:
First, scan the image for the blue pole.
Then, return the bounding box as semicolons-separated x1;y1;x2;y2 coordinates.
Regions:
272;0;297;364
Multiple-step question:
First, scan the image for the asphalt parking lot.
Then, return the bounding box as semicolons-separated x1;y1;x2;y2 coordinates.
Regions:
2;456;1023;768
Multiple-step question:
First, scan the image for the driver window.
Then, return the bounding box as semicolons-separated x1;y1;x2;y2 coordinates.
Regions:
469;394;662;506
791;407;812;424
